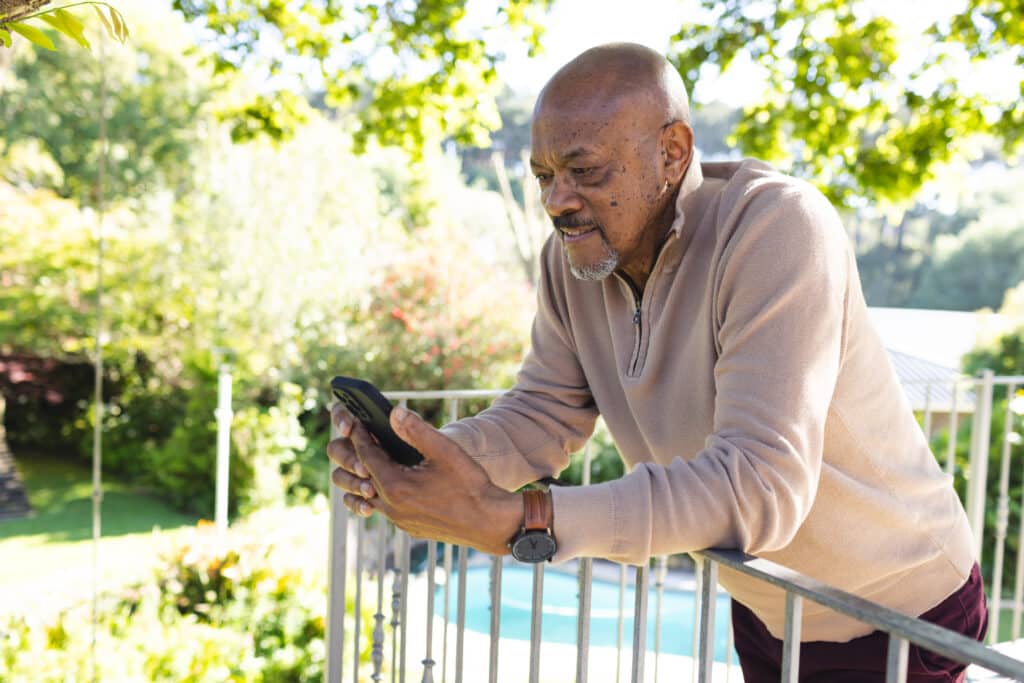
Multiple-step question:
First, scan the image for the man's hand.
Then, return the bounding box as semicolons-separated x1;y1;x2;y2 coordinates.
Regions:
326;404;523;556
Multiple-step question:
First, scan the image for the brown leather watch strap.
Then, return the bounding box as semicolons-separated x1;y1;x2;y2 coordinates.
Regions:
522;489;553;532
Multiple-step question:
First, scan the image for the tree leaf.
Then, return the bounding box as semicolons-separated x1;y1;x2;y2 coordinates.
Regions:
0;29;11;49
8;22;57;51
39;10;90;49
93;5;114;40
55;9;90;48
116;10;130;41
109;7;127;43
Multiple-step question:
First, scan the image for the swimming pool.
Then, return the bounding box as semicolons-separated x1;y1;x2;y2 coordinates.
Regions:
435;564;734;663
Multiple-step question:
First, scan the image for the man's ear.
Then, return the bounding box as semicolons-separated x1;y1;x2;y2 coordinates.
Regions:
661;121;694;185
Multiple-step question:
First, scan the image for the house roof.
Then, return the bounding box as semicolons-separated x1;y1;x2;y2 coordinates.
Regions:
887;348;976;413
869;308;983;369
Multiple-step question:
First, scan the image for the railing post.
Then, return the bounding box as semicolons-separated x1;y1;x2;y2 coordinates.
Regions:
576;557;592;683
441;543;452;682
214;363;233;532
1014;462;1024;640
325;422;348;683
488;556;503;683
922;382;933;442
990;382;1018;644
397;397;410;683
393;531;409;683
353;520;365;683
697;558;718;683
630;564;649;683
576;440;593;683
966;369;995;558
455;546;468;683
421;540;437;683
616;564;626;683
372;524;387;681
885;636;909;683
780;592;803;683
529;563;545;683
692;560;702;682
946;379;960;475
653;556;667;682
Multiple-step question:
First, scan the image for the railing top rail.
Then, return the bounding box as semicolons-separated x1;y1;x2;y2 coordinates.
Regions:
382;389;508;400
898;375;1024;386
958;375;1024;386
698;549;1024;679
897;378;972;386
380;378;1024;396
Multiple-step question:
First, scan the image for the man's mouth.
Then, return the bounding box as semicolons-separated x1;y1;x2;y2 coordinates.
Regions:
560;226;598;243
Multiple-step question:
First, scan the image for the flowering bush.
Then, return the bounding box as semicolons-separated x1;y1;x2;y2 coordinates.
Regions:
0;517;378;682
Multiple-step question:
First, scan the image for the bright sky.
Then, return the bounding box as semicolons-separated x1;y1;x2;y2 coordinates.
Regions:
492;0;694;94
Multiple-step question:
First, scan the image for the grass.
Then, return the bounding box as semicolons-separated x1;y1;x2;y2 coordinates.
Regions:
0;452;201;614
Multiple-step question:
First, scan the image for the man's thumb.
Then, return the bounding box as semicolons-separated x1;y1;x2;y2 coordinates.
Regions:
390;406;452;459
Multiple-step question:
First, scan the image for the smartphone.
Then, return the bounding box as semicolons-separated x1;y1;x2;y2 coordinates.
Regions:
330;376;424;467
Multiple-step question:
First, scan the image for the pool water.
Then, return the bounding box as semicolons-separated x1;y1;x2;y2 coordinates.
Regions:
434;564;735;663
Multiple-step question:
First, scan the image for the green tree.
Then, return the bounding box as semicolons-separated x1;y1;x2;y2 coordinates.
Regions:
908;220;1024;311
670;0;1024;209
852;165;1024;309
170;0;553;156
0;0;210;202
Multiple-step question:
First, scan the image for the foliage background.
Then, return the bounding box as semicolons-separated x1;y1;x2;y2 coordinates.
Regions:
0;0;535;517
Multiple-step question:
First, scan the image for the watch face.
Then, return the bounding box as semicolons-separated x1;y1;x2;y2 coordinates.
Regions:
511;530;557;563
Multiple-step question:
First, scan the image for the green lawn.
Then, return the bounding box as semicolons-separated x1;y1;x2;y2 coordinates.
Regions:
0;453;201;615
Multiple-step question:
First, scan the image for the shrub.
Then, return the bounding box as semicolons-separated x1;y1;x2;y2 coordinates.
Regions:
0;516;379;682
230;382;308;514
559;418;625;486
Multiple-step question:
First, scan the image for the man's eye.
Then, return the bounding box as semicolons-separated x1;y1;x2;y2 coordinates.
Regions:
571;167;593;176
534;173;552;184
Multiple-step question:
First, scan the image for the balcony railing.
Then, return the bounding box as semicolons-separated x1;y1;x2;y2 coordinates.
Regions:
325;379;1024;682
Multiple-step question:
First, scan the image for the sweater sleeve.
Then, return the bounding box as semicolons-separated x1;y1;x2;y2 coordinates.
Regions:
441;236;599;492
551;182;850;564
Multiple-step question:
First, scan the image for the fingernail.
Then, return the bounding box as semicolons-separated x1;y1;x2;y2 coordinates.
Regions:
359;502;372;517
354;461;368;478
392;406;410;425
360;482;374;496
338;415;351;437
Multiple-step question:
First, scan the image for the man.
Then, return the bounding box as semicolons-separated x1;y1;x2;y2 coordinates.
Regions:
328;43;987;681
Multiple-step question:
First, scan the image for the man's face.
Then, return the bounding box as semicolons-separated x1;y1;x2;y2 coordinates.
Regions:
529;96;673;284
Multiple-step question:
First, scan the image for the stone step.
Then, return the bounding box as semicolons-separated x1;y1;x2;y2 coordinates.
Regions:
0;400;33;520
0;469;32;521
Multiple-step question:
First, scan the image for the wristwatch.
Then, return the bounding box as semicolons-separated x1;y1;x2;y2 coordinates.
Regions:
508;489;557;563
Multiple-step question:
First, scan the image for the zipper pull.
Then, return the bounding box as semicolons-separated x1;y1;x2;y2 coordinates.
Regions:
633;308;641;325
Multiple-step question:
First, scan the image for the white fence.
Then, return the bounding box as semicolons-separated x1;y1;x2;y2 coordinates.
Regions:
325;377;1024;682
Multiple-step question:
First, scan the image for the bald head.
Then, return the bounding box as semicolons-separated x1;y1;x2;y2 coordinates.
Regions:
535;43;691;126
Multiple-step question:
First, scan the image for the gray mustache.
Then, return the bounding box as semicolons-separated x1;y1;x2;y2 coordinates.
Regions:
553;216;598;230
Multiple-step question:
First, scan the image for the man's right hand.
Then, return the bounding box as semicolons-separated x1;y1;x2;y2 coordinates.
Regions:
326;403;377;516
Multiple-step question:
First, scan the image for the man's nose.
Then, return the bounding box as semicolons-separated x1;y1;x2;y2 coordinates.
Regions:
542;176;583;217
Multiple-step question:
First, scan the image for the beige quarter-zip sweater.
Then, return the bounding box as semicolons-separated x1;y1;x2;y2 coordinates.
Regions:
441;156;975;642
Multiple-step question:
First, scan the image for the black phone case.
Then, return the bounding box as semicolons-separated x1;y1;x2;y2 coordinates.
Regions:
330;376;424;467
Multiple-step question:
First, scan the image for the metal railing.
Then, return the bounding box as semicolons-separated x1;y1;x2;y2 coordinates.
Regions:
324;381;1024;682
906;372;1024;645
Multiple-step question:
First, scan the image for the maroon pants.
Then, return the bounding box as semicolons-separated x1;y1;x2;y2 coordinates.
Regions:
732;563;988;682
